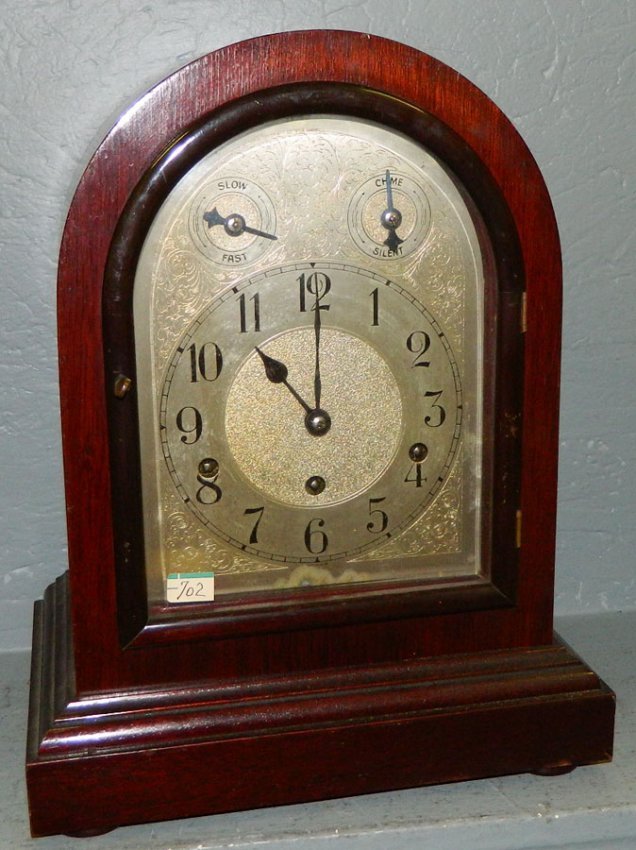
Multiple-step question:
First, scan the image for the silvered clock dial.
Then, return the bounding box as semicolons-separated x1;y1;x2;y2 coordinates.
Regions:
134;116;484;602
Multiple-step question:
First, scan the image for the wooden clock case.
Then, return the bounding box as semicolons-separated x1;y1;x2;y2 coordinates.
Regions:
26;30;615;837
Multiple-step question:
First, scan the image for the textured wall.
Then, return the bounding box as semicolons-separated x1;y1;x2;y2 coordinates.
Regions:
1;1;634;649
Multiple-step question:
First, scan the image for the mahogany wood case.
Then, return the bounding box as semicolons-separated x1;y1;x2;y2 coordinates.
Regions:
26;30;615;837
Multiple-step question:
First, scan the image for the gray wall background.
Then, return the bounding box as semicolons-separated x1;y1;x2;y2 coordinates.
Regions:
1;1;634;650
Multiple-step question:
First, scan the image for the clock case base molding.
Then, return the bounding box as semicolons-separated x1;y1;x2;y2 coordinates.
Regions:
26;575;615;838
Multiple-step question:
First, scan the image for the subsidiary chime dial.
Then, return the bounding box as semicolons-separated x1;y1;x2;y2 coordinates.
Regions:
133;116;484;600
348;169;432;259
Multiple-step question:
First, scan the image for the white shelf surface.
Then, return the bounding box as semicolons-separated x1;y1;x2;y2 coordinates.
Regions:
4;611;635;850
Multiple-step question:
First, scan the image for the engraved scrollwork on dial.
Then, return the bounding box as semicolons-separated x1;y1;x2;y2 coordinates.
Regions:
152;244;207;361
349;452;463;562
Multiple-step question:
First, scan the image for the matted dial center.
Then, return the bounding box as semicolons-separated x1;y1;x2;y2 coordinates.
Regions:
225;328;402;507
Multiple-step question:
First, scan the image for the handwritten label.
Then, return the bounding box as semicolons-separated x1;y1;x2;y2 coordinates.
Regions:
166;572;215;603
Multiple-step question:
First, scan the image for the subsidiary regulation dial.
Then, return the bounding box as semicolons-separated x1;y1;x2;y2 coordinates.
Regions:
348;169;432;260
189;177;277;266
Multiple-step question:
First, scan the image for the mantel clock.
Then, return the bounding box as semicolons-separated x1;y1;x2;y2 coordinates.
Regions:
26;30;615;837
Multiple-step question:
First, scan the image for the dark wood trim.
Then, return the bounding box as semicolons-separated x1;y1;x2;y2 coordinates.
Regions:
132;579;510;646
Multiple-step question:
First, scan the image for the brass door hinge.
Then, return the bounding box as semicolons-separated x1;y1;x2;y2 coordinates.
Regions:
521;291;527;334
515;509;522;548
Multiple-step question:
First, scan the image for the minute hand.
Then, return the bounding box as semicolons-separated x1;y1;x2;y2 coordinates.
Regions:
313;285;322;410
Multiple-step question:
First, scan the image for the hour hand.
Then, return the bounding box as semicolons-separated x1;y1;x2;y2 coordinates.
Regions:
255;347;331;437
255;347;289;384
255;347;312;415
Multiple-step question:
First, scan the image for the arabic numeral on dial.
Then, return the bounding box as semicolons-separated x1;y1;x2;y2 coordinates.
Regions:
196;458;222;505
244;506;264;544
176;406;202;444
304;517;328;555
238;291;260;333
189;342;223;382
404;463;425;488
423;390;446;427
406;331;431;367
298;272;331;312
367;496;388;533
370;288;380;326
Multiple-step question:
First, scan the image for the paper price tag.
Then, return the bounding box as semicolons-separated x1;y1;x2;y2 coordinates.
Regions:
166;572;215;604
